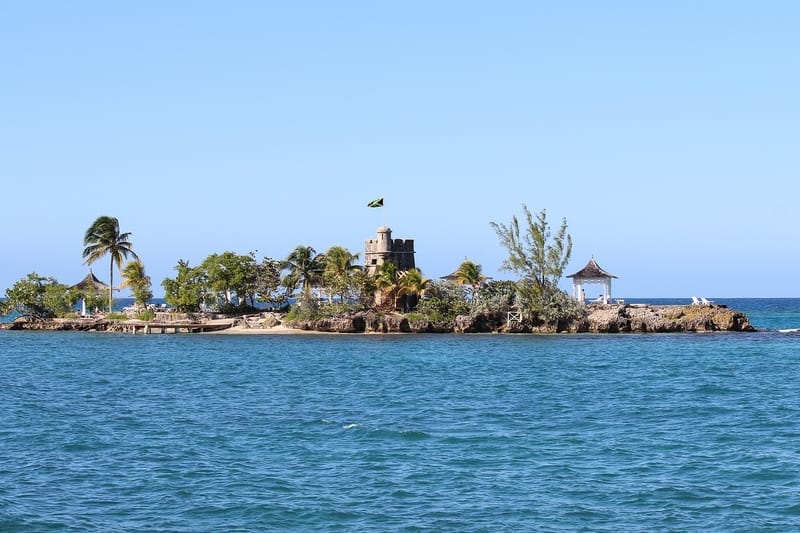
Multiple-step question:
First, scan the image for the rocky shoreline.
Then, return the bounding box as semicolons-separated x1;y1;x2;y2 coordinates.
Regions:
287;303;755;334
2;303;755;334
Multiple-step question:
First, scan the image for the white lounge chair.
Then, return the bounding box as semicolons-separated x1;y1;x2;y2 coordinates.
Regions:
701;297;714;306
691;296;701;306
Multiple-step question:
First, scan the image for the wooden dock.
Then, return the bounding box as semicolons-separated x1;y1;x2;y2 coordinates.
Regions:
126;319;235;334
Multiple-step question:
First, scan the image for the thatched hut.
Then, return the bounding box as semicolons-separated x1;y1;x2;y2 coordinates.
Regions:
71;271;109;316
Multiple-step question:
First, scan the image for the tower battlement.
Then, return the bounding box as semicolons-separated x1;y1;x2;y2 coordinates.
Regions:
364;227;415;275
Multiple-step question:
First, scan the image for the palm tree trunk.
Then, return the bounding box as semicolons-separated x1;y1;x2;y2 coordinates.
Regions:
109;259;114;312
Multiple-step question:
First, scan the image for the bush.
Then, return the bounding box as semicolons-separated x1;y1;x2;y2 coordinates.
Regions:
530;288;585;324
285;297;321;321
471;280;517;319
136;309;156;321
405;312;427;324
416;281;470;322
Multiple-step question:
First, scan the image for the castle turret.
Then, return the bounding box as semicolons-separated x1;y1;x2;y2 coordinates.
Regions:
376;226;392;254
364;226;415;276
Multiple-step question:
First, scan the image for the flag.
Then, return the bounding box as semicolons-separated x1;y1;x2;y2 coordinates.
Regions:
367;197;384;208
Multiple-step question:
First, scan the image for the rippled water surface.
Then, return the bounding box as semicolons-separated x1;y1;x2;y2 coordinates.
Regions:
2;305;800;531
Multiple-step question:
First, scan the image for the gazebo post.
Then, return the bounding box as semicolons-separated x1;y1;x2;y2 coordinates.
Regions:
573;280;585;303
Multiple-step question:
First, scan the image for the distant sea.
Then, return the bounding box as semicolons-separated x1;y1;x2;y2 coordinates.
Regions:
2;298;800;531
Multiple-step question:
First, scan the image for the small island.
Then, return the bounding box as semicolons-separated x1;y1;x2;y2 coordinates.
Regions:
0;208;756;334
2;300;754;335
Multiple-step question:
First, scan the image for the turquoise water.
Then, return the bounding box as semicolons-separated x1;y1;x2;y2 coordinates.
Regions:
2;299;800;531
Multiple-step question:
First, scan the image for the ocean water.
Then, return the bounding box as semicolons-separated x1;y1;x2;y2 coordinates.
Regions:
1;299;800;531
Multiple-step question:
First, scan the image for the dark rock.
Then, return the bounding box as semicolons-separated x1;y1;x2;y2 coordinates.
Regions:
4;304;756;335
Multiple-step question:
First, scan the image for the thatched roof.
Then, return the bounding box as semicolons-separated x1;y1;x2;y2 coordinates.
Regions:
440;272;459;282
440;271;492;284
566;258;617;280
71;271;109;292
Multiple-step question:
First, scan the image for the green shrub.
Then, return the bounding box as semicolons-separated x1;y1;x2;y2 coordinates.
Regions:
136;309;156;321
471;280;517;319
416;296;469;322
405;312;427;323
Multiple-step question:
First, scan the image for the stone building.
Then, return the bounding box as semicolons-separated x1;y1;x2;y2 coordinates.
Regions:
364;226;415;276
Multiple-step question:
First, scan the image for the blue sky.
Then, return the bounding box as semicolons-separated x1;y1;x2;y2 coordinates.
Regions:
2;2;798;298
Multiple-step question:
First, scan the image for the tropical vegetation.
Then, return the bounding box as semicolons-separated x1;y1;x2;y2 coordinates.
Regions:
82;216;139;311
3;206;586;329
0;273;79;319
451;258;488;304
490;204;581;323
120;260;153;309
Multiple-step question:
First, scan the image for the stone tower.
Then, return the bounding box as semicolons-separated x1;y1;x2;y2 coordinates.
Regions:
364;226;415;276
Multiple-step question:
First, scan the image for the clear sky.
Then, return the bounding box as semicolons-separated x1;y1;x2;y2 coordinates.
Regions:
2;2;798;298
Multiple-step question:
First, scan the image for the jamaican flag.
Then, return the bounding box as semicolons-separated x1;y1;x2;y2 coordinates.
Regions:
367;197;384;208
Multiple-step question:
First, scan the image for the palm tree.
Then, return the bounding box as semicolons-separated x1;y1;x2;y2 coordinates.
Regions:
281;245;325;301
120;259;152;309
398;268;430;312
453;259;487;303
374;261;400;310
323;245;360;302
82;216;139;311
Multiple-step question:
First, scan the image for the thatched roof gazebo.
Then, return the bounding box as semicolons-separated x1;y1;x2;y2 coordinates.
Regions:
71;271;109;292
567;257;617;304
71;271;109;316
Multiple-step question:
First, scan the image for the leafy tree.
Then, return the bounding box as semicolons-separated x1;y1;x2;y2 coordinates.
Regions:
162;253;286;313
0;273;79;319
254;256;285;309
80;288;109;315
322;245;361;303
281;245;325;303
162;259;206;312
201;251;258;309
398;268;430;312
351;268;377;308
120;260;153;309
490;205;573;318
82;216;139;311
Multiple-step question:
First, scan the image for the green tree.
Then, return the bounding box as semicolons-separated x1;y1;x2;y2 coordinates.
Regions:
0;273;79;319
490;205;573;317
281;245;325;303
162;259;206;312
254;256;285;309
322;245;360;302
398;268;430;312
120;260;153;309
201;251;259;310
351;268;377;308
82;216;139;311
80;289;108;315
